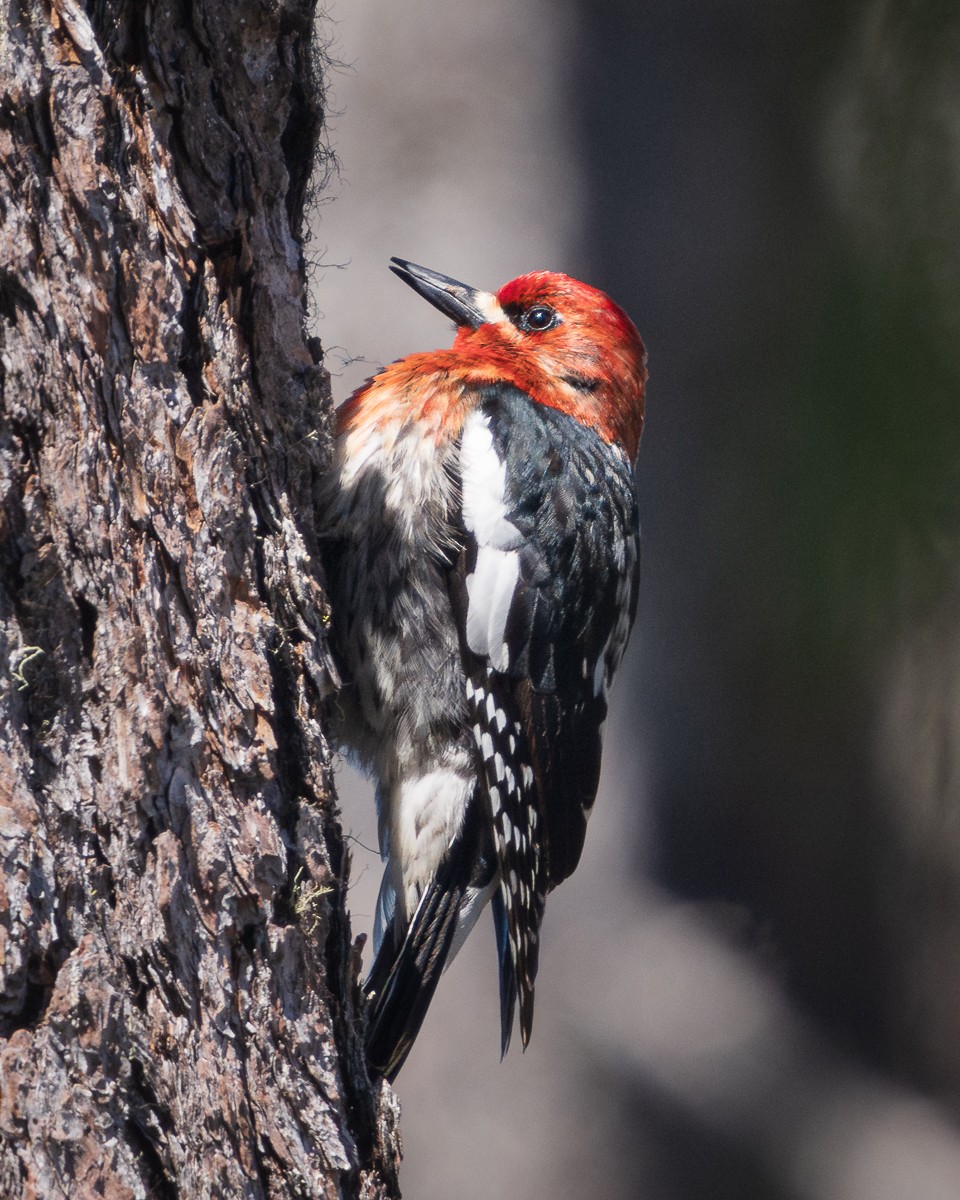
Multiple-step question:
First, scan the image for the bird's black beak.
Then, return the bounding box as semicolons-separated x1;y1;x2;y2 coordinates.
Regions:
389;257;492;330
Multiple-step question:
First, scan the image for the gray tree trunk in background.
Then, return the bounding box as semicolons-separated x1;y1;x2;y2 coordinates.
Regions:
0;3;399;1195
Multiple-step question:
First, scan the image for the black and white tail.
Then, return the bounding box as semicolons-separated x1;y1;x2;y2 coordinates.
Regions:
465;668;547;1050
364;803;495;1081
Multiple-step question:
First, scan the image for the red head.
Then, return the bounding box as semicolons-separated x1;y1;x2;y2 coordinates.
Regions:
389;259;647;462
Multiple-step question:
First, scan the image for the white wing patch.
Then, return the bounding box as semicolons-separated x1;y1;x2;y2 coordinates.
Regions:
466;545;519;669
460;411;523;550
460;411;522;668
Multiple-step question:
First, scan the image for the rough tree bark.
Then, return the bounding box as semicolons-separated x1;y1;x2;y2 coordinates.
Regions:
0;2;399;1196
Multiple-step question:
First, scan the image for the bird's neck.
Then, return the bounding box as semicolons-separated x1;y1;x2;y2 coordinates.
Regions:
336;348;643;463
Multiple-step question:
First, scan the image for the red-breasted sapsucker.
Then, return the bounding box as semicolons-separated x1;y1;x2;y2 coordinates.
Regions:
323;258;647;1080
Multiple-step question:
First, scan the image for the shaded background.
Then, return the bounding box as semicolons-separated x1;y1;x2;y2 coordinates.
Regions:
312;1;960;1196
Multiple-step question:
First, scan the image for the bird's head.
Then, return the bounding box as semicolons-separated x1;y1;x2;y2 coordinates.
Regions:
390;258;647;463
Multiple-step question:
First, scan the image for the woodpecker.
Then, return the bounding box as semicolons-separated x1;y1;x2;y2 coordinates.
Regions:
323;258;646;1080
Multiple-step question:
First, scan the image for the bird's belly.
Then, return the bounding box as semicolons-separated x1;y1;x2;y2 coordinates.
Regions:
337;537;475;916
350;564;467;765
330;435;478;913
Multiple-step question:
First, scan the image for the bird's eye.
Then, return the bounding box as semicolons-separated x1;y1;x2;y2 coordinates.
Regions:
521;305;560;333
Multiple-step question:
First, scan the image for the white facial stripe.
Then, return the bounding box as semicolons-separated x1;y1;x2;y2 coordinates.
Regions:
474;290;507;325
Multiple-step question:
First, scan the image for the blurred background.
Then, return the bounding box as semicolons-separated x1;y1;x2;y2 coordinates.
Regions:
310;1;960;1196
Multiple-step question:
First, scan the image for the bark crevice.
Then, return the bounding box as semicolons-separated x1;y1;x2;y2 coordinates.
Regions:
0;4;400;1195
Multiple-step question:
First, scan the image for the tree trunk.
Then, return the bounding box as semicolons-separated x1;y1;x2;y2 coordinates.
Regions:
0;2;399;1196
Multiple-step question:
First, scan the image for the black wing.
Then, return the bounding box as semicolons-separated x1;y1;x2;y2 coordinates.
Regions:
450;383;640;1046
